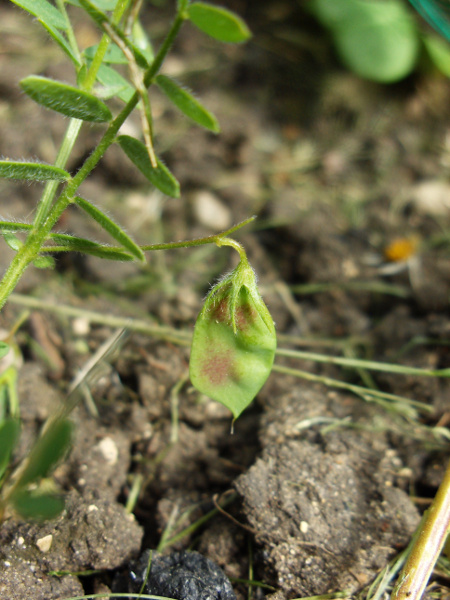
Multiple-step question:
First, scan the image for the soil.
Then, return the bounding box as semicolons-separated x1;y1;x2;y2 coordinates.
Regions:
0;1;449;599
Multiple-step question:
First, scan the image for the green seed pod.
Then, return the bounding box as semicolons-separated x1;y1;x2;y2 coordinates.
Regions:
189;257;276;419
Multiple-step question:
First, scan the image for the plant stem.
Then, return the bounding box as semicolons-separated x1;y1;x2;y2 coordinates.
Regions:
33;118;83;229
56;0;82;65
272;364;431;414
215;236;248;262
392;458;450;600
276;348;450;379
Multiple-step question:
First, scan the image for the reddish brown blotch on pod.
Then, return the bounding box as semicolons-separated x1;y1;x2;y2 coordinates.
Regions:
189;252;276;419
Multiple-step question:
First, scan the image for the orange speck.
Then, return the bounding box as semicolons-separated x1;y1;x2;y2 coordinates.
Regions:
384;236;419;263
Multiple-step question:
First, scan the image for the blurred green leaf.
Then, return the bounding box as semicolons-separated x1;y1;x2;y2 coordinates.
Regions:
33;255;56;269
0;342;9;359
0;419;20;480
132;19;154;64
92;64;135;102
39;20;82;66
0;160;70;182
74;196;145;262
117;135;180;198
79;0;150;68
16;419;73;488
10;0;67;30
187;2;251;43
309;0;419;82
423;33;450;76
66;0;118;9
12;489;65;521
85;43;129;64
21;76;113;122
156;74;220;132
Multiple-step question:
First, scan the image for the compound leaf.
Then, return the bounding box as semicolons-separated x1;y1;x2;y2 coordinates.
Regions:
117;135;180;198
21;76;112;122
156;74;220;133
0;160;70;182
187;2;251;43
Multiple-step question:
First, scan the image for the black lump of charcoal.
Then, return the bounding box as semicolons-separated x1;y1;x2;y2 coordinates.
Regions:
127;550;237;600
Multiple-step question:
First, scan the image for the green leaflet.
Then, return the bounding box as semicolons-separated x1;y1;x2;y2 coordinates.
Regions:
20;76;112;122
33;255;56;269
92;64;135;103
0;222;134;261
66;0;118;9
3;233;23;252
0;160;70;182
155;74;220;133
74;196;145;262
189;258;276;419
84;43;129;64
39;20;82;66
117;135;180;198
187;2;252;43
132;19;154;65
10;0;67;31
79;0;150;68
49;233;134;261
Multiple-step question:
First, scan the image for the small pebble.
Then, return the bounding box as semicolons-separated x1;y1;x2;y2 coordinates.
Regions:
192;191;231;231
36;535;53;553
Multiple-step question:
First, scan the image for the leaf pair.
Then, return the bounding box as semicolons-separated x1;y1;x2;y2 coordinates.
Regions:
190;257;276;419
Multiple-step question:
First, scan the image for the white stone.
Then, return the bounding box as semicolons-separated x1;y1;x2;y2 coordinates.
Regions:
411;180;450;216
96;436;119;465
72;317;90;336
36;534;53;553
192;190;232;231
